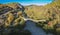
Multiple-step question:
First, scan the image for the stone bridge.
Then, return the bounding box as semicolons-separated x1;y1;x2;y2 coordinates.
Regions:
22;17;46;22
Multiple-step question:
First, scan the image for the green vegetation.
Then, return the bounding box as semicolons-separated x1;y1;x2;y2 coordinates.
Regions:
24;0;60;35
0;3;31;35
0;0;60;35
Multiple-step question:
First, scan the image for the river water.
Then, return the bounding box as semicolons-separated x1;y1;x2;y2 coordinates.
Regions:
24;20;47;35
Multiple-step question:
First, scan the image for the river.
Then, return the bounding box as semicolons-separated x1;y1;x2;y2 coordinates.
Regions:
24;20;47;35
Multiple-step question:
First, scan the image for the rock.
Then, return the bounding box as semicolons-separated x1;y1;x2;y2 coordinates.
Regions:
0;19;4;26
0;3;25;27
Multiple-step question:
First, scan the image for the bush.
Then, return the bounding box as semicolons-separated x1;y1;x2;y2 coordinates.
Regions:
55;28;60;35
20;30;31;35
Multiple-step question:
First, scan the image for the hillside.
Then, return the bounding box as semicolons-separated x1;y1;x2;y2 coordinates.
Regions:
24;0;60;35
0;3;32;35
24;0;60;22
0;3;25;27
0;0;60;35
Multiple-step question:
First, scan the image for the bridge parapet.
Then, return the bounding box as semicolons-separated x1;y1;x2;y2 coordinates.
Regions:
23;17;46;22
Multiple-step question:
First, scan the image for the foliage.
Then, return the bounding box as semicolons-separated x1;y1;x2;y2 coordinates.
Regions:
0;3;27;35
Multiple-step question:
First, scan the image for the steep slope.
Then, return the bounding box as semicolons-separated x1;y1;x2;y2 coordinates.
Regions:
0;3;32;35
24;5;48;20
0;3;25;27
24;0;60;34
24;0;60;22
0;0;60;35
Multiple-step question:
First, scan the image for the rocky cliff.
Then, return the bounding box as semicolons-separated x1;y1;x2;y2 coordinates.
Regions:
0;3;25;27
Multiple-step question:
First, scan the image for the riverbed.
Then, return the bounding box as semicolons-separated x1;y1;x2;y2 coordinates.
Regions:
24;20;47;35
